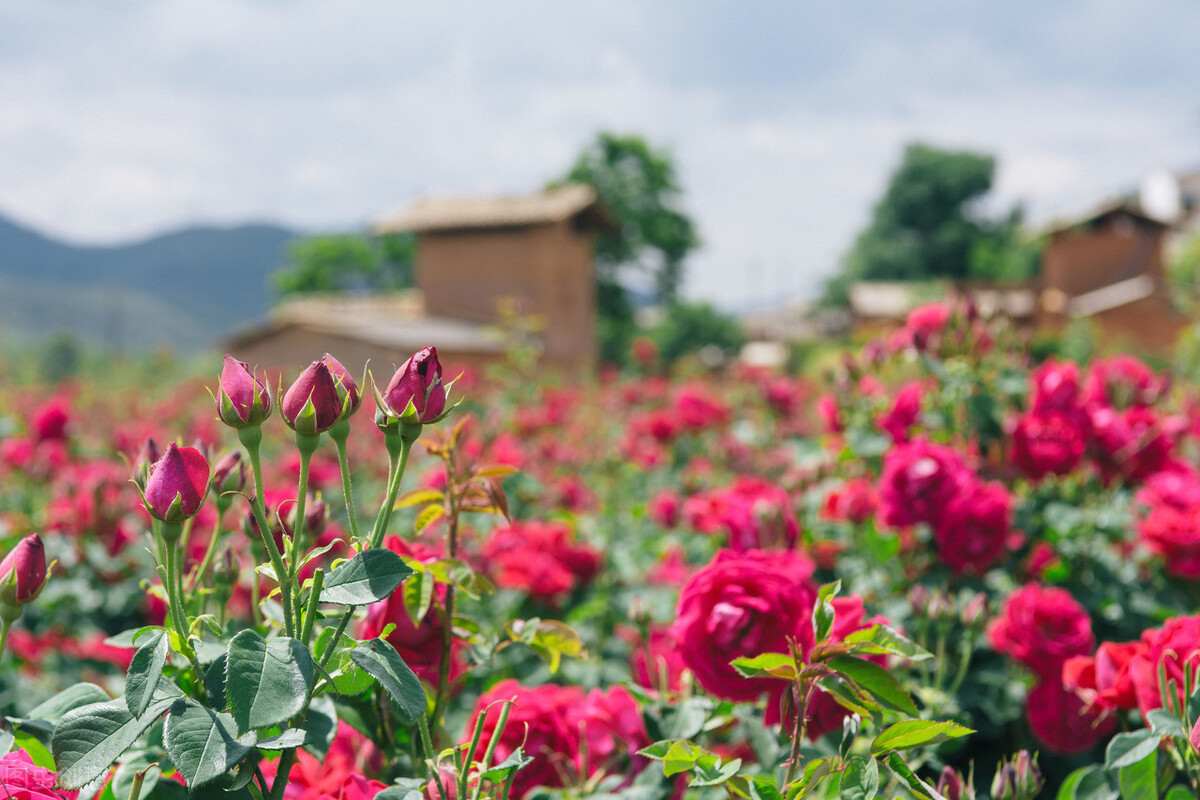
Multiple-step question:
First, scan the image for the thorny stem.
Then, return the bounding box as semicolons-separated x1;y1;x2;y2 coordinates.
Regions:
432;446;460;732
238;426;296;638
330;424;361;542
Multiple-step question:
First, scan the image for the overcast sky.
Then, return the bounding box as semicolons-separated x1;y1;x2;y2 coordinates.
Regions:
1;1;1198;309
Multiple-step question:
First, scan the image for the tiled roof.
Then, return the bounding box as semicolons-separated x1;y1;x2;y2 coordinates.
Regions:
373;184;615;233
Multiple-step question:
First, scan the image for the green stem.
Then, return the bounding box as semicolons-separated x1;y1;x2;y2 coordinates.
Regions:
268;749;298;800
128;766;150;800
0;613;15;665
238;426;296;638
330;425;361;543
419;713;449;799
189;507;226;596
317;609;353;671
459;705;489;800
289;433;318;573
369;435;414;551
160;524;206;688
300;569;323;646
472;702;512;800
432;451;458;732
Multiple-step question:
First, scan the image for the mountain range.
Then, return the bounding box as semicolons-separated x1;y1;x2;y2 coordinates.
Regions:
0;214;300;353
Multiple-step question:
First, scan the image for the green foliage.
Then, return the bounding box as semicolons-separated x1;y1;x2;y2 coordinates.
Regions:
650;300;744;364
1167;230;1200;311
560;132;699;303
273;232;414;298
824;142;1040;305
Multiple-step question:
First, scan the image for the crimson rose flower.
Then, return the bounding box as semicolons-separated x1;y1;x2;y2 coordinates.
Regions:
670;548;816;707
878;438;968;529
1025;679;1115;756
989;583;1094;680
0;748;77;800
933;479;1011;575
1011;411;1086;480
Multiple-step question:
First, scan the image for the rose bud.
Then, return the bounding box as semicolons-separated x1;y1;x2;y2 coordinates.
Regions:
143;443;211;524
213;547;239;588
289;493;327;538
132;436;162;489
217;355;273;429
992;751;1042;800
0;533;48;607
282;360;343;434
191;439;210;462
211;450;245;494
322;353;361;420
382;347;447;423
936;766;973;800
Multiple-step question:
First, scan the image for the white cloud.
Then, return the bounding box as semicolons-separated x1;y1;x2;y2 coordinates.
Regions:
0;1;1196;309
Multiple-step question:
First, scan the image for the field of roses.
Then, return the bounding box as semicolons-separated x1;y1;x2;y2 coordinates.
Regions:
3;303;1200;800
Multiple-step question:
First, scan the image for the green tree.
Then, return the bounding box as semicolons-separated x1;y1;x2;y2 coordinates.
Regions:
822;143;1037;305
651;300;744;365
273;232;414;298
554;132;700;363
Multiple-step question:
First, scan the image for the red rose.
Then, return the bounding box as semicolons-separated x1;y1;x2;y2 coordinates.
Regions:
670;549;816;707
1128;615;1200;717
878;438;969;529
1025;679;1115;756
647;489;683;529
1011;411;1086;480
816;394;842;434
1082;355;1165;410
482;520;601;607
568;686;651;780
625;625;687;693
1063;640;1144;711
876;381;923;443
989;584;1094;680
933;480;1011;575
1088;405;1174;485
0;748;77;800
1030;359;1083;415
465;680;583;799
1138;503;1200;579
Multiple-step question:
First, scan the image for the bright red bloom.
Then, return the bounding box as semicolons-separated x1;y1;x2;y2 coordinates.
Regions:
877;381;923;443
143;443;210;523
482;521;601;606
0;748;78;800
1025;678;1115;756
1011;411;1086;480
878;438;969;529
670;549;816;708
989;584;1094;680
933;480;1011;575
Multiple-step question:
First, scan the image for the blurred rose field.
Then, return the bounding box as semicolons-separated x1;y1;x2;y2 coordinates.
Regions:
3;304;1200;800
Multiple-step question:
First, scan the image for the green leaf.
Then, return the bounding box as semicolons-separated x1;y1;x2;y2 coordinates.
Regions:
842;624;933;662
348;639;427;725
162;699;251;788
691;757;741;787
1117;749;1156;800
839;756;879;800
376;782;428;800
1144;709;1188;740
51;697;176;790
403;570;435;626
882;753;938;800
224;630;315;735
1105;729;1162;770
507;619;587;673
394;488;445;510
870;720;974;755
302;695;339;758
731;653;797;680
313;627;374;696
321;549;415;606
125;631;169;718
661;740;710;777
480;747;534;782
1055;766;1116;800
826;655;917;716
415;504;445;533
1164;787;1194;800
206;654;227;711
21;683;112;729
637;740;675;760
255;728;307;750
814;580;841;642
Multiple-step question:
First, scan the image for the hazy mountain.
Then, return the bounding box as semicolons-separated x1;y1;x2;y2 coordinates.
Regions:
0;214;299;352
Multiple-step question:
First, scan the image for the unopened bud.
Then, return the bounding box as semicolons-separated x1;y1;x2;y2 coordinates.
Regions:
0;533;48;607
961;593;989;628
907;584;931;616
132;437;162;489
211;450;245;496
213;547;239;588
992;751;1042;800
937;766;973;800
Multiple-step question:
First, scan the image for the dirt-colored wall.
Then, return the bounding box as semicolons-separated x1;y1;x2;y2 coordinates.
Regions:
415;221;596;373
229;327;499;382
1043;218;1167;297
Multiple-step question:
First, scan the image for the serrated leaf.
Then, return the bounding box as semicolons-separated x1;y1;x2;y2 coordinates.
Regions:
814;581;841;642
507;619;586;674
839;755;879;800
480;747;534;782
661;740;710;777
321;549;415;606
730;653;797;680
394;488;445;510
1105;729;1162;770
843;624;933;662
826;655;916;716
404;571;435;627
414;504;446;533
871;720;973;755
125;631;169;718
349;639;426;725
26;683;112;723
206;654;227;711
883;753;938;800
691;757;741;787
255;728;307;750
51;697;176;789
224;630;314;735
162;699;251;788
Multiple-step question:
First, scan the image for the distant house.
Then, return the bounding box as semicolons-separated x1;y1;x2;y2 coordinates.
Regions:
224;292;506;378
1038;199;1185;353
225;184;614;377
847;280;1037;338
374;183;616;375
